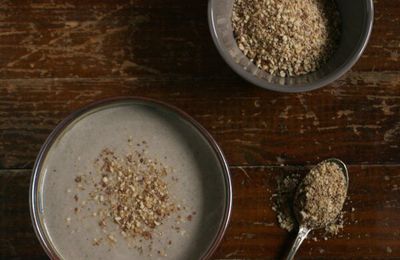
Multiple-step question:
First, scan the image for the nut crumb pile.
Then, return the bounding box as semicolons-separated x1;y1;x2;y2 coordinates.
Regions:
272;162;349;238
271;174;301;232
70;143;194;256
295;162;347;229
92;148;178;240
232;0;340;77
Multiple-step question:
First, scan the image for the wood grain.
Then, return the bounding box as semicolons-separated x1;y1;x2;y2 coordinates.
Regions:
0;0;399;80
0;170;45;258
215;166;400;259
1;166;399;259
1;71;400;169
0;0;400;258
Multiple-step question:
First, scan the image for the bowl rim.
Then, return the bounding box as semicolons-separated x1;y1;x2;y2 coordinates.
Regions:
207;0;374;93
29;96;233;260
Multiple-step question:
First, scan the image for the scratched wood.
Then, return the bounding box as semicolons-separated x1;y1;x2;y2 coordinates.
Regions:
1;167;399;258
215;166;400;259
0;0;399;80
0;0;400;259
1;71;400;169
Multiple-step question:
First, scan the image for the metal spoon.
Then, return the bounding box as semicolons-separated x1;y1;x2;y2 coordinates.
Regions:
285;158;349;260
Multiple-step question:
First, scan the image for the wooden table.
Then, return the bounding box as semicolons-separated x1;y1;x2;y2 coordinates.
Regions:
1;0;399;259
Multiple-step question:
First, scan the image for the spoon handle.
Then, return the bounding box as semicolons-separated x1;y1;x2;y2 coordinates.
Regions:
286;226;310;260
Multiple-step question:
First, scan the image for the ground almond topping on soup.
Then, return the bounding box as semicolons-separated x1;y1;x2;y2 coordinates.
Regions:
69;141;195;257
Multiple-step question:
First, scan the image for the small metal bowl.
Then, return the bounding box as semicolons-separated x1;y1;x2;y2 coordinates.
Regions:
208;0;374;93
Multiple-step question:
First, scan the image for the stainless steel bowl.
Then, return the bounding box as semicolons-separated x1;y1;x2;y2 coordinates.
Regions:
208;0;374;93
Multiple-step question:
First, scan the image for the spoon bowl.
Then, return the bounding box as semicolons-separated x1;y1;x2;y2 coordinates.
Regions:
286;158;349;260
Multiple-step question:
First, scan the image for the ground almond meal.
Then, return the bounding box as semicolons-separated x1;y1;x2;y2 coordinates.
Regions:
271;173;301;231
295;161;347;229
70;142;194;256
272;162;349;238
232;0;341;77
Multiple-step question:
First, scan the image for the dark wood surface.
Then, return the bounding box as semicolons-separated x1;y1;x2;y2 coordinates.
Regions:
0;0;399;259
